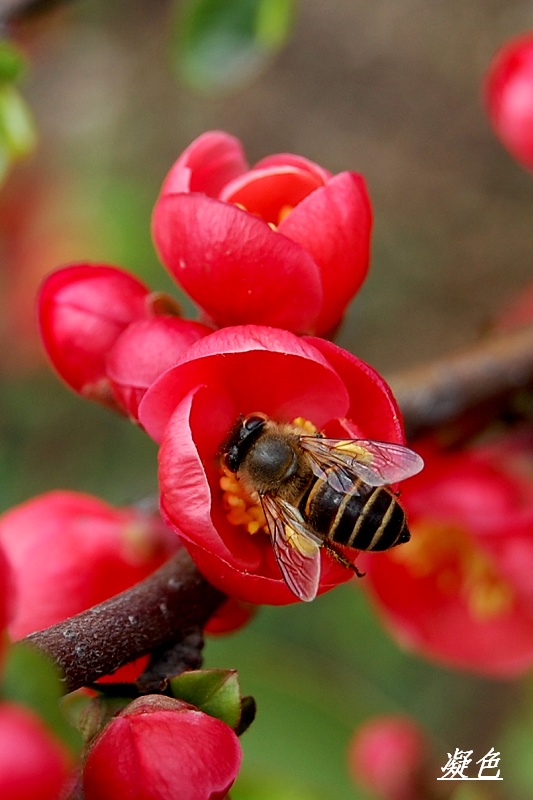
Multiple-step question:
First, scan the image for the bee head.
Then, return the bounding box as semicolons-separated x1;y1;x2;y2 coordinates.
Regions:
223;413;268;473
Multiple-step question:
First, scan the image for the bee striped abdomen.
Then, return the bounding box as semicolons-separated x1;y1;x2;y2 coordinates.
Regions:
299;476;409;552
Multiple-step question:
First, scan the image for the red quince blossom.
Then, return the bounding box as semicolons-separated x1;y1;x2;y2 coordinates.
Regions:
484;32;533;170
38;263;211;416
82;695;242;800
0;491;178;639
137;324;405;605
348;716;429;800
0;702;72;800
152;130;372;335
360;432;533;676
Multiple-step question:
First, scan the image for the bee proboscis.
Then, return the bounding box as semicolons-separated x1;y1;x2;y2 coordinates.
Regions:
222;413;424;602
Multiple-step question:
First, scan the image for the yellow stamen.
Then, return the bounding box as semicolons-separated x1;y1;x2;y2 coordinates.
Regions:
278;204;293;223
391;520;514;620
220;464;268;535
291;417;318;434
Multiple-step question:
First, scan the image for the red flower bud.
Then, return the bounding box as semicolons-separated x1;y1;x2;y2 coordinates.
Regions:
106;316;213;420
0;491;178;639
152;131;372;335
484;32;533;170
138;324;405;605
362;432;533;676
83;695;242;800
0;702;72;800
38;263;150;406
348;716;428;800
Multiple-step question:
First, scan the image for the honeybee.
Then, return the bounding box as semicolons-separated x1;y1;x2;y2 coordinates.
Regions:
222;413;424;602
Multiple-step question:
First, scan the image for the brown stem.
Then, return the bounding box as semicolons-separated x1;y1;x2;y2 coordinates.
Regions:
387;324;533;439
24;549;225;693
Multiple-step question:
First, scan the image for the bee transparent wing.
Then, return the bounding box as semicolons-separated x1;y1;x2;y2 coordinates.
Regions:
300;437;424;489
261;494;322;603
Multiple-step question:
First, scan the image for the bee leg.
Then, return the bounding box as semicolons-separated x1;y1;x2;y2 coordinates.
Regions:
323;541;366;579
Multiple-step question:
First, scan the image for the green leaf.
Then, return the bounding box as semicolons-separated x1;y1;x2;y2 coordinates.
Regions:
0;84;37;159
169;668;248;731
1;642;82;754
174;0;296;93
0;41;26;83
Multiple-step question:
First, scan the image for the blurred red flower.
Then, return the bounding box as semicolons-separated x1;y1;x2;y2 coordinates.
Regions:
152;130;372;335
0;702;72;800
137;324;405;605
0;491;178;640
361;432;533;676
82;695;242;800
348;715;429;800
485;32;533;170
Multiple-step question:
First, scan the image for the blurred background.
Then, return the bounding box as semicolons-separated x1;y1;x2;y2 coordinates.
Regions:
1;1;533;797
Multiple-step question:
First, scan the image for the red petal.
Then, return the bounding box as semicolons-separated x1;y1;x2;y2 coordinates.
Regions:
107;317;212;419
484;34;533;170
220;166;323;225
152;194;322;332
279;172;372;334
38;264;149;393
139;325;350;442
304;336;405;443
0;703;71;800
253;152;332;183
160;130;249;197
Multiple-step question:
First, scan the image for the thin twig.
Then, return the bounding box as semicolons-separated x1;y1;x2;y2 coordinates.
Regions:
388;324;533;439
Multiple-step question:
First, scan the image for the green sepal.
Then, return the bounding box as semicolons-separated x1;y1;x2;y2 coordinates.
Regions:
173;0;296;93
63;691;131;746
169;668;255;734
1;642;82;754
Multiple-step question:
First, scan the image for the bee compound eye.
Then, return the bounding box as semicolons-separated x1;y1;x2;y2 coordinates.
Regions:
243;414;267;434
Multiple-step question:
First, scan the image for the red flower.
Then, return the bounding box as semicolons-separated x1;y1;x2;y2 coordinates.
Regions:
361;433;533;676
38;263;211;417
152;131;372;335
138;324;405;605
0;491;178;639
0;702;72;800
348;716;429;800
82;695;242;800
484;32;533;170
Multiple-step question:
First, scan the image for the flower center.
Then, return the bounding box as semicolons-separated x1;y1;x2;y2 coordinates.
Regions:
391;520;514;620
220;416;317;535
